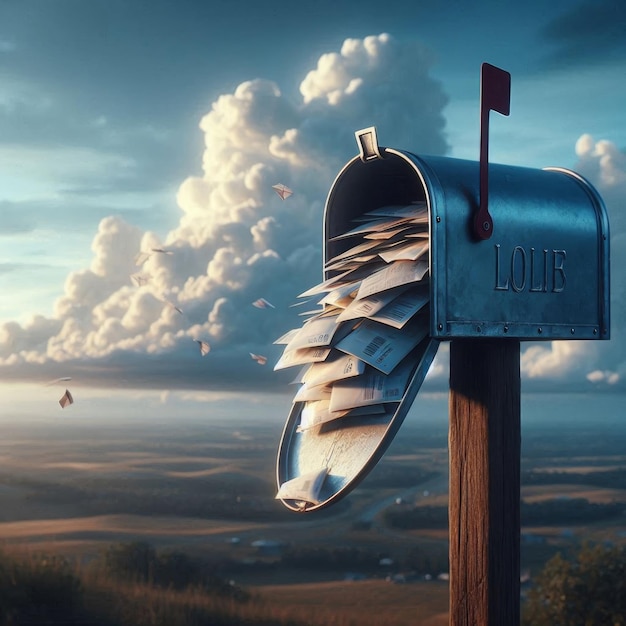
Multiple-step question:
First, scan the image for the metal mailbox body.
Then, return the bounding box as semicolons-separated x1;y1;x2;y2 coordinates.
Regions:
275;146;611;513
324;149;610;341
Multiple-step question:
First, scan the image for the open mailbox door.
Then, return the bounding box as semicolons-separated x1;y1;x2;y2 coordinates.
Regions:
275;121;609;514
275;129;441;512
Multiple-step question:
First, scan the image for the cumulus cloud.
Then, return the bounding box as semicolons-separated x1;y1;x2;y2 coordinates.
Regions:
3;30;625;396
0;33;449;391
4;31;621;395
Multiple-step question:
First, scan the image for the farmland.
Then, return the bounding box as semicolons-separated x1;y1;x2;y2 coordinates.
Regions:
1;392;625;624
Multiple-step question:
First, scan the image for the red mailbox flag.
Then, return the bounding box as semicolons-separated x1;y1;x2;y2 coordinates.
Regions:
475;63;511;240
481;63;511;117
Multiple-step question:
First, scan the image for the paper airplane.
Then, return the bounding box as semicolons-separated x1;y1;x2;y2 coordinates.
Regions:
272;183;293;200
195;340;211;356
252;297;275;309
250;353;267;365
59;389;73;409
151;247;173;255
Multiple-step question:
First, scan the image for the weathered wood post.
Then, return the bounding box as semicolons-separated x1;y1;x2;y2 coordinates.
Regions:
449;339;521;625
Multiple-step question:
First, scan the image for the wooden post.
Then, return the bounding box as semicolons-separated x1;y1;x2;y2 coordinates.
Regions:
449;339;521;626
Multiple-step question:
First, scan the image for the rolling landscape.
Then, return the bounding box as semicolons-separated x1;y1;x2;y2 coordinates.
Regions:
1;392;625;625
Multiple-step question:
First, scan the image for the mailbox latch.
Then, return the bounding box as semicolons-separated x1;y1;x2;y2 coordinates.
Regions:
355;126;383;162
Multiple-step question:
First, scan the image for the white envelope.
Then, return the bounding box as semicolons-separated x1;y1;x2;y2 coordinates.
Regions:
356;260;428;301
333;313;429;374
301;352;365;387
329;355;418;412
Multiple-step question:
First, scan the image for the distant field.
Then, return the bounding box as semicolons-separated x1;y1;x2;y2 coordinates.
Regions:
1;407;626;623
255;579;450;626
522;484;626;503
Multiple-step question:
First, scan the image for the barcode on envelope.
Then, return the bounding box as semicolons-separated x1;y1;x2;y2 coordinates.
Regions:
364;374;385;401
364;335;385;357
387;305;407;321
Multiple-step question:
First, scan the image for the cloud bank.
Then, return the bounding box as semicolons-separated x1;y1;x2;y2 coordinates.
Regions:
0;34;449;392
1;32;624;394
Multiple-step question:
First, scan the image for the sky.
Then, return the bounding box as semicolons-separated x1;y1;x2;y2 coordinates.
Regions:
0;0;625;417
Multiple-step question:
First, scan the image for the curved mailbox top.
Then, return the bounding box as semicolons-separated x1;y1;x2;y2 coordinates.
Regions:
325;149;610;340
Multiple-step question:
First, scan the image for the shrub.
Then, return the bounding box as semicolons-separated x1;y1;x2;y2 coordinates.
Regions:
101;541;249;601
103;541;157;583
0;550;84;625
523;543;626;626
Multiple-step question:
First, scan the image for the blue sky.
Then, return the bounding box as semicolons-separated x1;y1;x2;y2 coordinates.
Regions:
0;0;625;414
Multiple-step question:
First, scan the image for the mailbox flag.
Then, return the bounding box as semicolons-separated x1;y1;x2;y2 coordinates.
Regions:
481;63;510;117
476;63;511;240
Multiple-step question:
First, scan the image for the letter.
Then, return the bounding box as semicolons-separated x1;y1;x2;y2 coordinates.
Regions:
510;246;527;293
552;250;566;293
494;244;509;291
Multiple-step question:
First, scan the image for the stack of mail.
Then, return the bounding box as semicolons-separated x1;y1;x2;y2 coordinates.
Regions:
274;202;431;504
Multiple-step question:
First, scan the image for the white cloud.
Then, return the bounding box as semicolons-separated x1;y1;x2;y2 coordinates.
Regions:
586;369;619;385
7;36;624;393
0;33;450;390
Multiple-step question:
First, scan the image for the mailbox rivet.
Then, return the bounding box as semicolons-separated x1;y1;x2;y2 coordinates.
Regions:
482;221;491;231
570;328;575;335
593;328;598;335
436;216;441;223
438;323;443;331
476;325;481;333
503;325;509;333
537;327;542;334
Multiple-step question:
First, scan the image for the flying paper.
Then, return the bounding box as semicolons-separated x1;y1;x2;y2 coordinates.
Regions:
252;297;275;309
272;183;293;200
46;376;72;386
59;389;74;409
195;340;211;356
250;353;268;365
163;299;183;315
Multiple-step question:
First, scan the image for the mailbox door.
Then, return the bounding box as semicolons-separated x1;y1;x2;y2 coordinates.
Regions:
276;152;439;512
